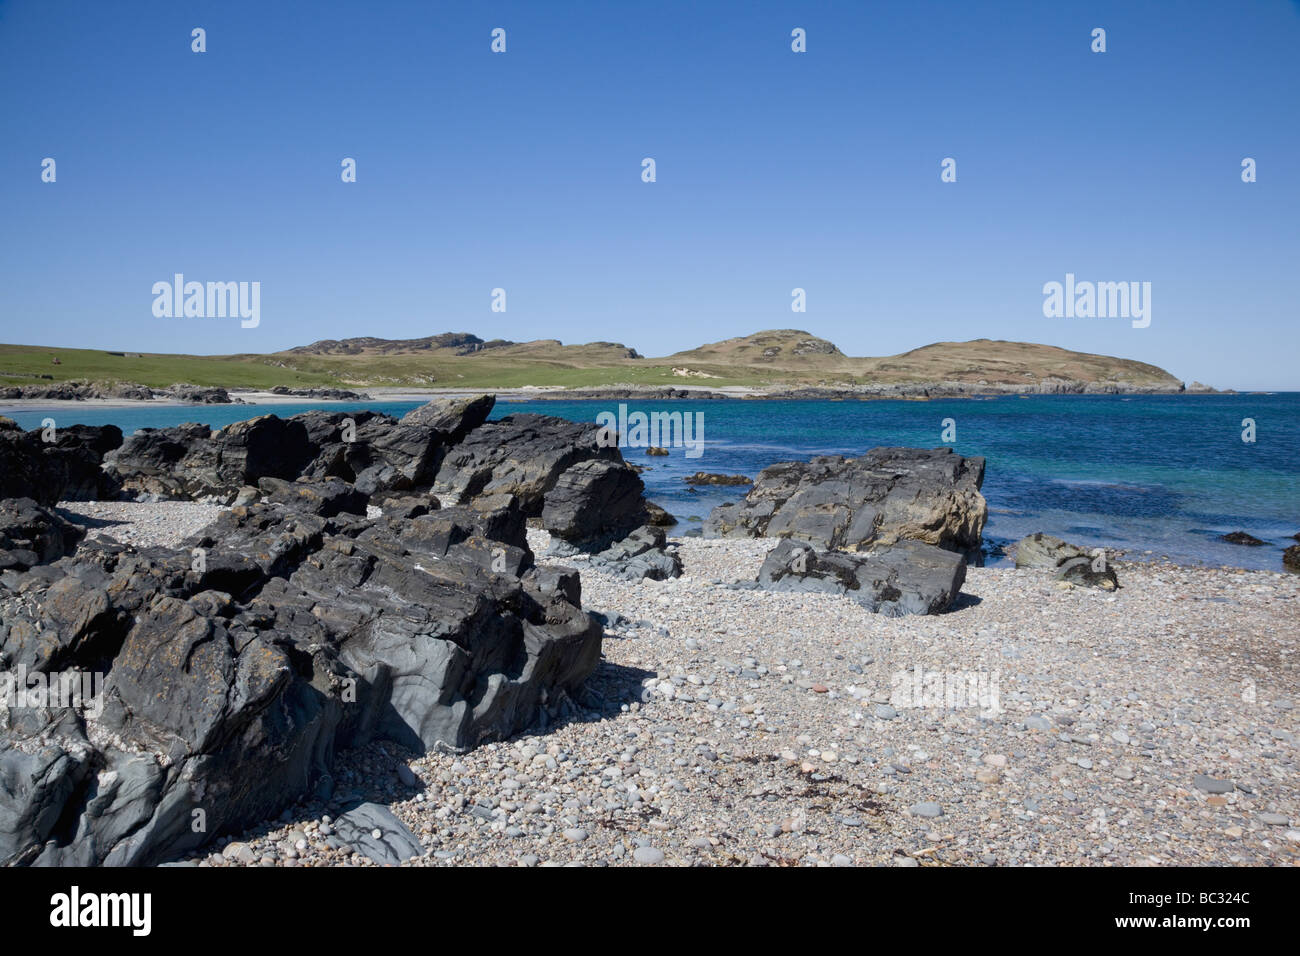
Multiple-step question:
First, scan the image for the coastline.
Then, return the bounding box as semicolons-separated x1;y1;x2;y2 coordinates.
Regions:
0;380;1245;418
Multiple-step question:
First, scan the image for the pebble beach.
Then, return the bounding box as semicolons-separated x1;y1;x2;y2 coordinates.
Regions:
67;503;1299;868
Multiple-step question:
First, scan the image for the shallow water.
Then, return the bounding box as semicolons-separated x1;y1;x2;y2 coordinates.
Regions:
5;393;1297;572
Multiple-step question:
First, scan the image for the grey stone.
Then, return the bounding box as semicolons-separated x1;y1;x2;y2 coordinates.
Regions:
706;446;987;556
632;846;665;864
757;538;966;616
331;803;423;865
1014;533;1119;590
1193;774;1234;795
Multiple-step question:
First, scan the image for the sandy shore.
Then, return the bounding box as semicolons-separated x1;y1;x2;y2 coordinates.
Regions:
0;384;770;417
67;503;1297;867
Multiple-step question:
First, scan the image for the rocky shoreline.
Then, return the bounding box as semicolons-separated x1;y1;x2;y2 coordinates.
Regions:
0;396;1293;867
0;379;1225;414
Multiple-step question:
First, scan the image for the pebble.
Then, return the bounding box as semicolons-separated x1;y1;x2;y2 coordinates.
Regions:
633;846;665;864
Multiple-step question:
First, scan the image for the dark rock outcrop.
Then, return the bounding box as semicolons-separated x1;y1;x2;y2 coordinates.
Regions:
103;397;497;502
399;393;494;443
684;472;752;486
256;476;369;518
1014;532;1119;590
1219;531;1266;546
105;416;314;500
269;386;372;400
434;413;620;513
0;491;603;867
548;525;683;582
163;384;236;404
542;459;648;549
1283;545;1300;572
0;419;122;504
756;538;967;616
644;501;677;527
0;498;85;571
706;447;987;556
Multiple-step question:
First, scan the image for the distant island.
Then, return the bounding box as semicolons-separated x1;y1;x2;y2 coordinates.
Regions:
0;331;1216;401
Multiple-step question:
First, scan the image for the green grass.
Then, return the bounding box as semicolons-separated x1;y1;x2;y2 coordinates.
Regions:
0;344;339;389
0;343;786;390
1;338;1181;392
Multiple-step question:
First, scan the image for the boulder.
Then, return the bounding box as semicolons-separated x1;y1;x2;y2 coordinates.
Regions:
330;802;423;865
644;501;677;527
541;459;647;548
757;538;967;616
548;525;683;582
256;476;368;517
211;415;316;488
1219;531;1266;546
0;421;122;504
1014;532;1119;590
434;414;621;514
102;423;214;499
398;393;494;443
706;447;986;556
684;472;752;486
1284;545;1300;572
0;498;85;572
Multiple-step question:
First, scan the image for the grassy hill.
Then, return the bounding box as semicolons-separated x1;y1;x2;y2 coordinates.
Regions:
0;331;1185;392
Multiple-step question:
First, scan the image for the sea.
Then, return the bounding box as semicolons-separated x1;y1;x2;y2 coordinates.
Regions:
5;393;1297;572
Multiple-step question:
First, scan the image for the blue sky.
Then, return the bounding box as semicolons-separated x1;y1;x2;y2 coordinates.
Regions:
1;0;1296;389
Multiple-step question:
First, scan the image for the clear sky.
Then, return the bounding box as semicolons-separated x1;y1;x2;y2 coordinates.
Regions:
1;0;1296;389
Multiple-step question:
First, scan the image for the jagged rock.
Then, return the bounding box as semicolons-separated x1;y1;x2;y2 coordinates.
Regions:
163;384;234;404
548;525;683;582
368;491;437;519
102;423;214;499
257;476;368;517
434;414;621;513
0;421;122;504
105;416;315;501
706;447;986;556
645;501;677;527
645;446;669;456
104;399;494;502
1283;545;1300;572
303;398;491;496
348;397;495;494
213;415;316;487
684;472;752;486
756;538;967;616
269;386;371;400
1219;531;1266;546
1014;532;1119;590
0;493;603;867
542;459;647;548
398;393;494;444
0;498;85;572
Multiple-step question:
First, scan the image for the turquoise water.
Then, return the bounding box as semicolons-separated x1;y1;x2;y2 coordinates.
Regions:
4;394;1297;571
